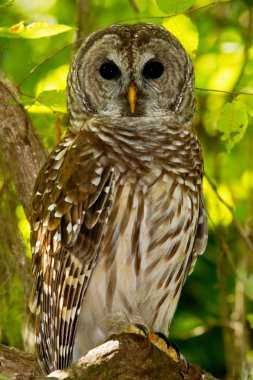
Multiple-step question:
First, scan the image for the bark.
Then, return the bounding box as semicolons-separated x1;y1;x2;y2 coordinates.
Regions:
0;69;48;220
0;343;41;380
0;334;218;380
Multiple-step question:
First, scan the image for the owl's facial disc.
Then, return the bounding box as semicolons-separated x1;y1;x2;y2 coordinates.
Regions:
69;24;195;124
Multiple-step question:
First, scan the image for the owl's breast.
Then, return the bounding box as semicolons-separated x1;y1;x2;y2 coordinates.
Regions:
86;116;203;184
74;165;200;357
100;168;198;323
74;121;203;351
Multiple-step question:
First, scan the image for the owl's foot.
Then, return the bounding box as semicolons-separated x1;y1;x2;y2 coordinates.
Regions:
148;332;180;362
123;323;147;337
123;324;186;365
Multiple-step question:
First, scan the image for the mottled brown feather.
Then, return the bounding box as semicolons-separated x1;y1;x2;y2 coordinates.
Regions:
29;131;114;372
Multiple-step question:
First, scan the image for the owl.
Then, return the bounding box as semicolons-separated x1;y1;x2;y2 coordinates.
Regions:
29;23;208;374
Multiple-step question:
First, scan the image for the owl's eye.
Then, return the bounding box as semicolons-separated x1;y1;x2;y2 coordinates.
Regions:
142;61;164;79
99;61;121;80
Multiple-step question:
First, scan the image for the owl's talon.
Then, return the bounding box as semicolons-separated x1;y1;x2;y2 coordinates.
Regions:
124;326;186;365
179;352;189;372
134;323;149;336
123;323;148;337
147;332;181;363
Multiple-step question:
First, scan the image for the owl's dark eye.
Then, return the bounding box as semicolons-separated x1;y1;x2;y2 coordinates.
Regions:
99;61;121;80
142;60;164;79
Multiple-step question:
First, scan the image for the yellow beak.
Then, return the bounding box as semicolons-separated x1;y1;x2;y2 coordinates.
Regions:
127;85;137;114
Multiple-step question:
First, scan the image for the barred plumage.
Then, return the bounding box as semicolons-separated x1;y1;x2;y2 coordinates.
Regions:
29;23;207;374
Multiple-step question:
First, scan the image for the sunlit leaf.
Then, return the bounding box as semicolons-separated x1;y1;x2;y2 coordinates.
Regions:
156;0;194;15
36;65;69;93
237;94;253;117
19;94;35;106
203;177;233;227
37;90;67;113
16;205;30;253
0;21;74;39
216;100;248;151
163;15;198;58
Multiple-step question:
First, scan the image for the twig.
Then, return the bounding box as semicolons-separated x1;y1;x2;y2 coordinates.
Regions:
195;87;253;96
75;0;93;48
0;0;14;14
20;91;58;114
17;42;74;88
129;0;139;13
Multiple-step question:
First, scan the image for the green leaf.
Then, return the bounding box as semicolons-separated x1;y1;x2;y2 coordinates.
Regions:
237;94;253;117
19;94;36;106
246;314;253;329
216;99;248;151
0;21;74;39
36;90;67;113
163;15;198;58
156;0;195;15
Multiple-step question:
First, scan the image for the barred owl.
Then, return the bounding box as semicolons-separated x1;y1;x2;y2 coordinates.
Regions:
29;23;208;374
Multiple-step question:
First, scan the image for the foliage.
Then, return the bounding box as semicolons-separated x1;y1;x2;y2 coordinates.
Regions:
0;20;74;38
0;0;253;379
216;99;248;152
156;0;195;15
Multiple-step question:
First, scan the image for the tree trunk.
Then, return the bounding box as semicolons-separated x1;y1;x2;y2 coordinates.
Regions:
0;70;47;220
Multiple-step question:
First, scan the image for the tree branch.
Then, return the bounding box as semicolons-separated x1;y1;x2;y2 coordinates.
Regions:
0;334;218;380
0;70;48;219
75;0;92;48
0;343;41;380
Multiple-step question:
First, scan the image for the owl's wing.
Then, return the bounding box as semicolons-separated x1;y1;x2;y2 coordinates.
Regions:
184;193;208;279
29;131;114;373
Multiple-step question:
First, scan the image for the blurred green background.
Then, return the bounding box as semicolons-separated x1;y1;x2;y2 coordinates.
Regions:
0;1;253;379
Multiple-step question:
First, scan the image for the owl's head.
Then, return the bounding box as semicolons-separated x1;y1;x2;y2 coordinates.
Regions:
67;23;195;129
